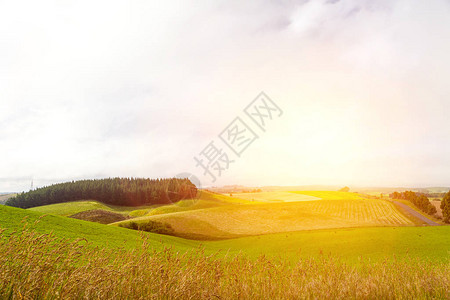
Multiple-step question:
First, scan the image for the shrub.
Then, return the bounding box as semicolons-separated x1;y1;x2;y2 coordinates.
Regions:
120;220;175;235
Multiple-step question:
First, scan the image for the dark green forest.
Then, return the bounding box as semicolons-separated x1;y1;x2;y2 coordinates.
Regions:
441;191;450;223
389;191;437;215
6;178;198;209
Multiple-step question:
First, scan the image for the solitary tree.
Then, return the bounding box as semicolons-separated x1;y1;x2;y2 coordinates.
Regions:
339;186;350;193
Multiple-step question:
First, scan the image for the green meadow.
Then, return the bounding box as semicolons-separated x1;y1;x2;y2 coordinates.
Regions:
2;189;449;299
1;195;449;263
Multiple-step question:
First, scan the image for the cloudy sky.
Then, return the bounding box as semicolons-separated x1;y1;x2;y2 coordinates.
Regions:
1;0;449;192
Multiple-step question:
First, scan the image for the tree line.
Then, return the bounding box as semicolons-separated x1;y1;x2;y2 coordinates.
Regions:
6;177;198;209
389;191;437;215
441;191;450;223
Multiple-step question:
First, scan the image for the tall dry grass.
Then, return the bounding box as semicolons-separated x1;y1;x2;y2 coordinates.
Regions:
1;223;449;299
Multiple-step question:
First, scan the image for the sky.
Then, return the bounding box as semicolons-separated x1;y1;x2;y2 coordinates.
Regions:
1;0;449;192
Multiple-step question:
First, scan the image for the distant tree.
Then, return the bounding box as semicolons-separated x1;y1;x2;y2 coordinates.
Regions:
339;186;350;193
441;191;450;223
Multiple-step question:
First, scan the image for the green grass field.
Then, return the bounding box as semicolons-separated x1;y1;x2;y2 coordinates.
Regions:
1;193;449;298
1;205;195;251
1;204;450;263
211;226;450;263
2;190;448;264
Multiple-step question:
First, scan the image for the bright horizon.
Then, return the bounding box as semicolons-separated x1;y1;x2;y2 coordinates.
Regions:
1;0;450;192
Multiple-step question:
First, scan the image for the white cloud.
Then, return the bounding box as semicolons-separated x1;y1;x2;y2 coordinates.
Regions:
1;0;450;191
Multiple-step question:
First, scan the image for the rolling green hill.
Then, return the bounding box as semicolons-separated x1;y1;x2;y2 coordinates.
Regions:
1;204;450;263
0;204;195;251
28;200;144;217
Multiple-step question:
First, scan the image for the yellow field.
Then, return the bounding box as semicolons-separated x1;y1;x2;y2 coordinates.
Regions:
290;191;368;200
231;191;321;202
113;191;414;239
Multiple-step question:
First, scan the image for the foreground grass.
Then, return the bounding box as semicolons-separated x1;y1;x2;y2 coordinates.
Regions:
1;228;448;299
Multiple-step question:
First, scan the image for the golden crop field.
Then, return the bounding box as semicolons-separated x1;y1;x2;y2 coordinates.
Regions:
231;191;321;202
290;191;368;200
115;192;414;239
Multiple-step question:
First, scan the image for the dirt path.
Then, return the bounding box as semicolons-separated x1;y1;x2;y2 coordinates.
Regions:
392;200;440;226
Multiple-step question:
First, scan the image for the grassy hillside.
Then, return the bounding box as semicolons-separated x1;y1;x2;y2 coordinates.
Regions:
28;200;128;216
0;205;196;251
114;192;414;239
1;204;450;263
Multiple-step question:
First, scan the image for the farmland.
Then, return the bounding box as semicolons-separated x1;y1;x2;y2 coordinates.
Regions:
0;193;15;205
114;191;414;239
1;203;450;262
230;191;321;202
1;189;450;299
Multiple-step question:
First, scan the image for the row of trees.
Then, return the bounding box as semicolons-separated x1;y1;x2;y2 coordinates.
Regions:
441;191;450;223
6;178;198;209
389;191;437;215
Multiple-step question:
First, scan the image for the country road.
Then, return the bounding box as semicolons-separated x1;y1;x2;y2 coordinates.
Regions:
392;200;440;226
